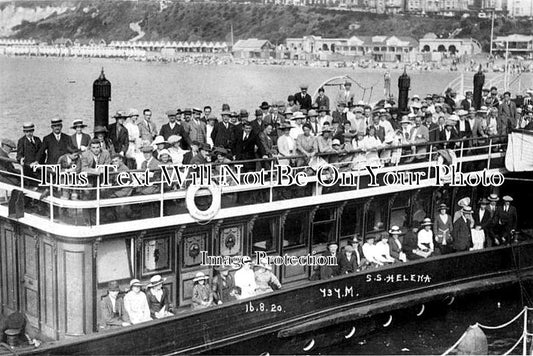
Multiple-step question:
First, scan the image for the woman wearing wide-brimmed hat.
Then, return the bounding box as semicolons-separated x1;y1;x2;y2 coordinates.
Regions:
93;125;115;154
123;279;152;325
145;275;173;319
191;272;213;310
434;203;453;254
167;135;187;165
254;258;281;295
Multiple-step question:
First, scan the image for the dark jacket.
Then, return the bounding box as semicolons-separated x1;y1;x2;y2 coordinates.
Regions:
294;92;312;111
36;132;73;164
17;135;42;164
107;123;130;155
474;208;492;232
211;122;234;150
338;252;359;274
232;131;265;171
212;273;236;304
70;133;91;151
159;123;189;150
319;252;340;279
438;129;459;149
145;288;172;319
452;216;472;252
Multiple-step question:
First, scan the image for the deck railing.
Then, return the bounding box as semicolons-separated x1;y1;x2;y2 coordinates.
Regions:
0;135;508;226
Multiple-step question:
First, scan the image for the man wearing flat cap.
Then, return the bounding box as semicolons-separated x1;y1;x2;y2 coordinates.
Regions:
187;108;207;146
108;111;130;157
0;139;20;185
17;122;42;181
294;84;312;111
35;118;74;165
100;281;130;329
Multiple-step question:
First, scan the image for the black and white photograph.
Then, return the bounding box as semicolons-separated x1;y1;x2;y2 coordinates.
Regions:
0;0;533;354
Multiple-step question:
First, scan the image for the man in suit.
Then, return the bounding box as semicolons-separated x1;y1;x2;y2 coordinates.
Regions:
0;139;19;185
211;110;234;150
452;206;473;252
294;84;312;111
498;91;517;134
159;110;188;150
138;109;157;143
70;119;91;152
190;143;211;166
335;81;355;108
318;241;341;279
100;281;130;330
251;109;265;135
474;198;492;247
370;116;386;142
108;111;130;157
259;123;276;170
16;122;42;182
138;145;160;196
485;87;500;108
264;105;282;142
81;139;112;176
187;108;207;145
409;116;429;161
460;91;474;110
315;87;330;110
455;110;472;139
232;122;265;172
497;195;518;244
34;118;73;165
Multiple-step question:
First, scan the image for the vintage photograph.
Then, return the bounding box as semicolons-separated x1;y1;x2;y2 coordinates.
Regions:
0;0;533;354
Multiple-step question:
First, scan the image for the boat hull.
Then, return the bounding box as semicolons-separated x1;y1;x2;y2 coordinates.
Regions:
27;241;533;355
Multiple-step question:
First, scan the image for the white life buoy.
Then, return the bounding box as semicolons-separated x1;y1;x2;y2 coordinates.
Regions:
186;185;221;221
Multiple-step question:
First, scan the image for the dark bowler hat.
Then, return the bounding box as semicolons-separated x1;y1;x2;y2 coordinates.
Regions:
51;118;63;126
260;101;270;110
107;281;120;292
255;109;263;117
200;143;211;152
71;119;87;129
22;122;35;131
94;125;108;134
230;111;239;118
438;203;448;210
239;109;249;118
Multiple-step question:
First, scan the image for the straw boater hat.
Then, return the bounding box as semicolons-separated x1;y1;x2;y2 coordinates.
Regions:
193;272;209;283
400;116;412;124
113;110;130;119
193;108;202;114
488;194;499;202
502;195;513;202
167;135;182;144
461;206;473;214
152;136;167;146
147;275;166;288
129;279;143;288
388;226;402;234
22;122;35;131
445;118;456;127
457;197;471;207
292;111;305;120
308;109;318;117
71;119;87;129
321;127;333;134
51;118;63;126
421;218;432;226
456;109;468;117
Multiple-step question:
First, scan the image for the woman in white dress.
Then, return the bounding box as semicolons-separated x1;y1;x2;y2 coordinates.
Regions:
360;126;383;167
167;135;187;165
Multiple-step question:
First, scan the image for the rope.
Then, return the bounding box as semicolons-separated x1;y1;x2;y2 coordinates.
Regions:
441;327;471;356
502;333;524;356
476;308;525;330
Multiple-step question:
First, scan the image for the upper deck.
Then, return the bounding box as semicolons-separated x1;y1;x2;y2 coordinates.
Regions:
0;135;507;238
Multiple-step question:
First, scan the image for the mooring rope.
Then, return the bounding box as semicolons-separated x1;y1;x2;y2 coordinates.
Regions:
441;328;470;356
476;308;525;330
502;333;524;356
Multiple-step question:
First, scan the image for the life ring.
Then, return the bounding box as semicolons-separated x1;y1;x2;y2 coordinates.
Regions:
186;185;221;221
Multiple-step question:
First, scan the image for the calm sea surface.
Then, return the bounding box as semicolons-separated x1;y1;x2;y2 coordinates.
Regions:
1;55;532;142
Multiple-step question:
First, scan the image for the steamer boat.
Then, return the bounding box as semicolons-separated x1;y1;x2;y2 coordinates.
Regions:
1;73;533;355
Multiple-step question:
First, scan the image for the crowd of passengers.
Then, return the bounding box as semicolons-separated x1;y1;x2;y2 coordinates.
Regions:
1;84;533;193
98;191;517;329
99;256;280;329
316;193;518;279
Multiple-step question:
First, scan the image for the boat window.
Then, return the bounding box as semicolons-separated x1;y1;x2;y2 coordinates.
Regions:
283;211;308;248
365;198;388;236
411;189;433;226
312;207;336;246
252;216;278;253
390;192;411;230
182;232;208;268
340;202;363;240
97;238;132;284
142;235;172;276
